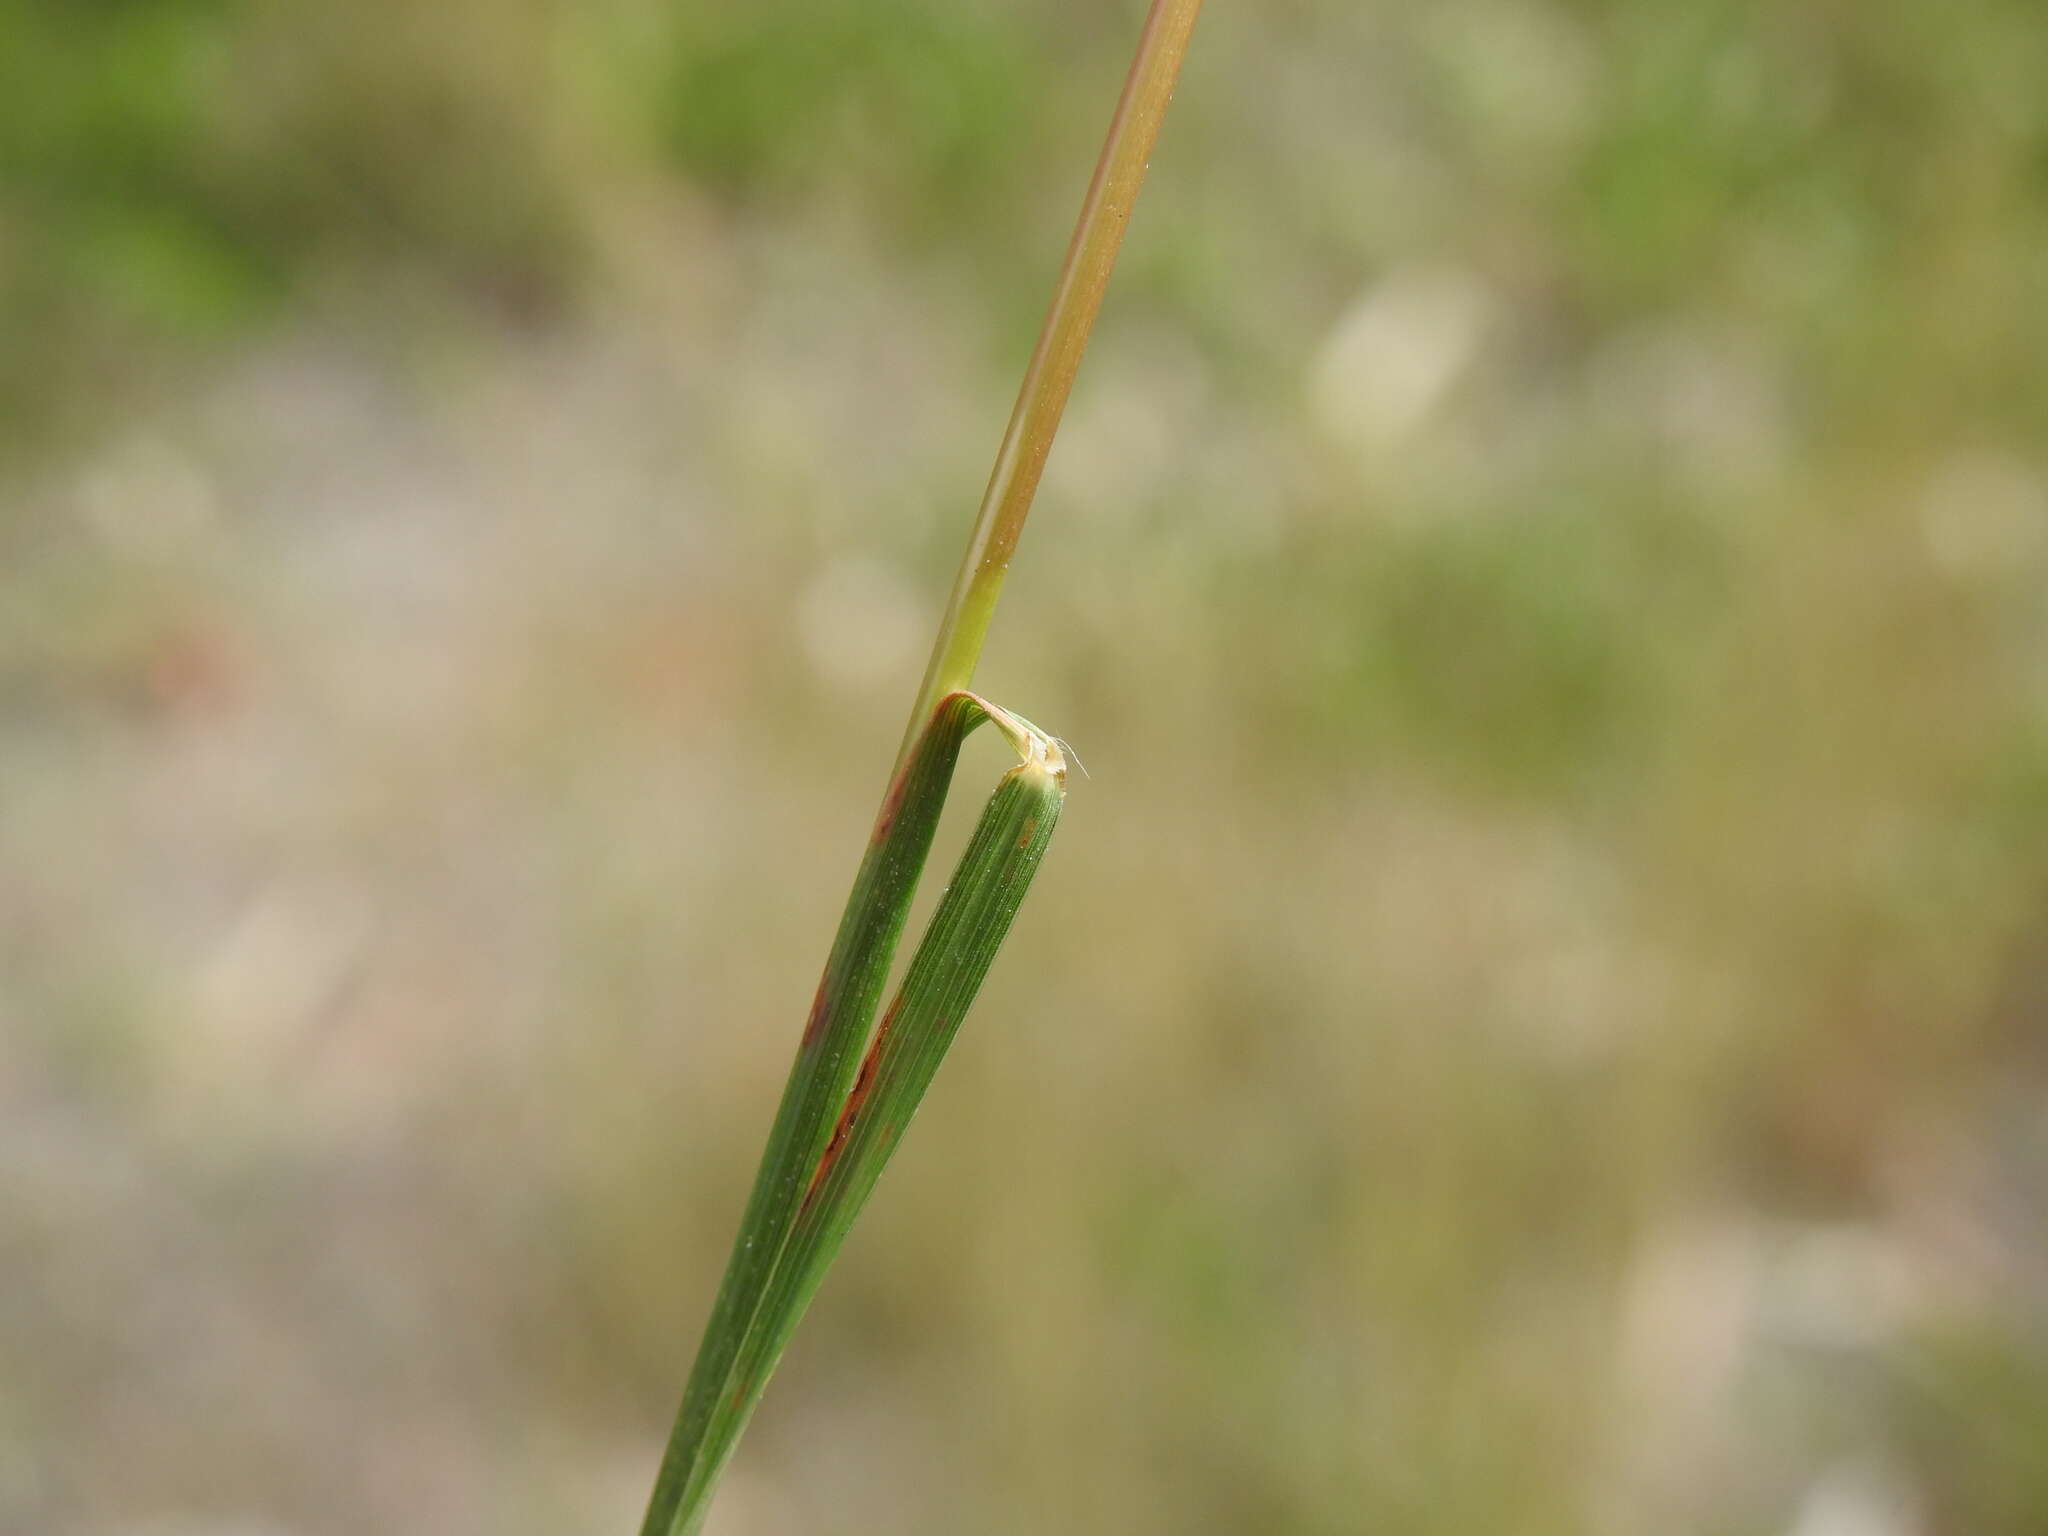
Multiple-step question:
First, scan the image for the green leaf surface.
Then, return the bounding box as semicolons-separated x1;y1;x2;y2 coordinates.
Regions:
641;694;1066;1536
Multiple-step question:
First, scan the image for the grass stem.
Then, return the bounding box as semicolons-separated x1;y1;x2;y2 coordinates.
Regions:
896;0;1205;769
640;5;1201;1528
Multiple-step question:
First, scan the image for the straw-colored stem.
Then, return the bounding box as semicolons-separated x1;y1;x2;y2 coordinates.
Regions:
896;0;1205;770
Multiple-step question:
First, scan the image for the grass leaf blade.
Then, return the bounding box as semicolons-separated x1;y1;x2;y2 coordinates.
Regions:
640;692;987;1535
641;694;1055;1536
673;736;1067;1530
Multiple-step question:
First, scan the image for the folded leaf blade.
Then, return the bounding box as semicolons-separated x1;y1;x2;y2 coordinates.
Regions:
677;750;1067;1524
641;696;1064;1536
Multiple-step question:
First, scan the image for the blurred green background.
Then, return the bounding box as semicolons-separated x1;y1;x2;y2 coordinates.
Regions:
4;0;2047;1532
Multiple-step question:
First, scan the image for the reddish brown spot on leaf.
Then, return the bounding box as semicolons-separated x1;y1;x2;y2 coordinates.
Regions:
1016;816;1038;849
802;1001;899;1206
799;977;833;1048
871;771;910;845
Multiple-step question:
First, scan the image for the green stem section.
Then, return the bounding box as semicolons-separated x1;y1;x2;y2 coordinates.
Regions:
640;692;993;1536
640;695;1060;1536
672;756;1065;1529
897;0;1206;768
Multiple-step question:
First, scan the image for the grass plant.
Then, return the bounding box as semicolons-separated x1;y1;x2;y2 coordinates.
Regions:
637;4;1204;1531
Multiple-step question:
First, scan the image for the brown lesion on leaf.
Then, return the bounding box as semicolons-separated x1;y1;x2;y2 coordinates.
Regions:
1016;815;1038;849
799;977;834;1048
873;692;976;845
870;767;911;846
802;1002;898;1207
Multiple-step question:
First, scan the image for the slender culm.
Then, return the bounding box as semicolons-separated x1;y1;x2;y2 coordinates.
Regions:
638;4;1200;1529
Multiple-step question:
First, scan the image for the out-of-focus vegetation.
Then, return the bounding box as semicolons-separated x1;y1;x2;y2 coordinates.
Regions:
3;1;2045;1533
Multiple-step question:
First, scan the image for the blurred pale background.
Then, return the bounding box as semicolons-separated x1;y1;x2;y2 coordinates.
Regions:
4;1;2046;1533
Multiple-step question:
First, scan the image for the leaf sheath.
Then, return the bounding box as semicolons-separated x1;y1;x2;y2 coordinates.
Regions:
672;754;1066;1526
640;695;1061;1536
